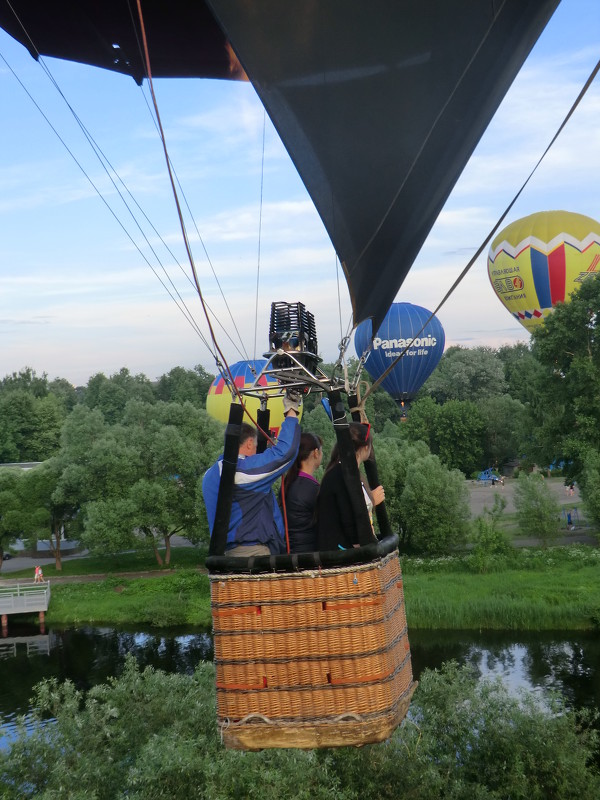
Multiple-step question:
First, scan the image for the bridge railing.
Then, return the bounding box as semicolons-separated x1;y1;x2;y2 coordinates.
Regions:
0;582;51;613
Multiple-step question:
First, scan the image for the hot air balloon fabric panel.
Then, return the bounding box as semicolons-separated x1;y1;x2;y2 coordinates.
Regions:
206;360;289;434
487;211;600;333
354;303;445;405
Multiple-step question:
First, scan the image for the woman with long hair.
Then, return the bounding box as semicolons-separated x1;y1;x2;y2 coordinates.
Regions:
282;432;323;552
316;422;385;551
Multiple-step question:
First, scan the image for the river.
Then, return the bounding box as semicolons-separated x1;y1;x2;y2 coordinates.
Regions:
1;624;599;750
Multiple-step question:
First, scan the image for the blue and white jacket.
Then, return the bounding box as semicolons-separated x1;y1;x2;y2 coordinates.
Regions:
202;416;300;554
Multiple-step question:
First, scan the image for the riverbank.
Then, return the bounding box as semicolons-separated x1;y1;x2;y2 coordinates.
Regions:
12;546;594;631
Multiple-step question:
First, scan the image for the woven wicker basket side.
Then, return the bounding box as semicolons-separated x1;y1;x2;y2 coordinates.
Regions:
210;551;415;749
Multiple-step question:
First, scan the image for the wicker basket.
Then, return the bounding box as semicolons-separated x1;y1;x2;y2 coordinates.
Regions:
210;549;416;749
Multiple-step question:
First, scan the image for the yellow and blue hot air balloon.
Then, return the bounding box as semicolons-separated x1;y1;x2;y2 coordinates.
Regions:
206;359;291;435
487;210;600;333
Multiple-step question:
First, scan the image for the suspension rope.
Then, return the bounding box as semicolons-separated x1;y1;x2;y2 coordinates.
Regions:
361;53;600;405
0;46;221;361
253;110;267;362
134;0;276;444
1;2;233;362
136;84;251;363
134;0;240;390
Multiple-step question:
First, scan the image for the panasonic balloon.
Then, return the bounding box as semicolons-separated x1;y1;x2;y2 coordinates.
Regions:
354;303;445;407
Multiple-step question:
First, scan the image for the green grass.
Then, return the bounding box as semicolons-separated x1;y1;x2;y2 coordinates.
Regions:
46;570;212;628
404;566;600;630
402;546;600;630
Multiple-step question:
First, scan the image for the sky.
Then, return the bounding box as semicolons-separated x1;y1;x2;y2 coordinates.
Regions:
0;0;599;387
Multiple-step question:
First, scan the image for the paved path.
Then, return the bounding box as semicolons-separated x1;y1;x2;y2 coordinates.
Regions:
0;551;90;576
467;477;598;546
467;476;582;516
0;535;196;577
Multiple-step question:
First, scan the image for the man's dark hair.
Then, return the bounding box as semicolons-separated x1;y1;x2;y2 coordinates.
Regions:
239;422;257;447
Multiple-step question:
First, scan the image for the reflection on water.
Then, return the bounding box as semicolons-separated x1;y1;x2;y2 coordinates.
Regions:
1;625;598;751
0;635;51;659
409;629;600;717
0;622;213;750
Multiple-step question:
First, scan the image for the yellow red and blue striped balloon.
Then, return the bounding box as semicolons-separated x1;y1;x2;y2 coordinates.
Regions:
487;211;600;333
206;359;293;435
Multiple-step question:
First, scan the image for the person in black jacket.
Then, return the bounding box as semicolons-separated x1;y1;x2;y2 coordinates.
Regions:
282;432;323;552
316;422;384;551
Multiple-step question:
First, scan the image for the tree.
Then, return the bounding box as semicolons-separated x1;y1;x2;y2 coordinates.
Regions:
363;386;404;432
83;368;155;423
0;469;24;567
434;399;485;474
48;377;79;412
400;453;470;553
3;659;598;799
15;460;80;570
580;449;600;527
0;390;65;462
402;397;485;475
513;473;561;546
0;366;49;398
80;401;223;563
496;341;543;405
422;345;508;403
373;436;430;537
470;494;510;573
530;274;600;487
400;395;439;451
28;393;65;459
479;394;528;469
0;390;37;462
154;365;214;407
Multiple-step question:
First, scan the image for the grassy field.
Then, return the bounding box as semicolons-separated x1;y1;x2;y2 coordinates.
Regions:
45;570;213;628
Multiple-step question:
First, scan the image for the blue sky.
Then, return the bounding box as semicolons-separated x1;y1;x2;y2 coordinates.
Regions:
0;0;599;386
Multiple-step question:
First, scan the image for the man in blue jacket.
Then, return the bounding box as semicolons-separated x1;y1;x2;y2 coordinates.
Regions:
202;393;301;556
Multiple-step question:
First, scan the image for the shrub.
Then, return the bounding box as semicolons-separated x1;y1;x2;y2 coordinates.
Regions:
514;473;561;545
2;659;598;799
400;454;470;554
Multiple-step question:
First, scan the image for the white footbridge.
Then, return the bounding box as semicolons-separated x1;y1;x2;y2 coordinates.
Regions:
0;581;51;634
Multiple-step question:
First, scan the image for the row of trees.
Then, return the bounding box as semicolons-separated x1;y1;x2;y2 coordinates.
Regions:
0;364;214;462
0;393;561;567
0;401;223;568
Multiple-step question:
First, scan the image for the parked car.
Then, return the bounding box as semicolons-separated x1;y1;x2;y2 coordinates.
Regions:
1;553;12;560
